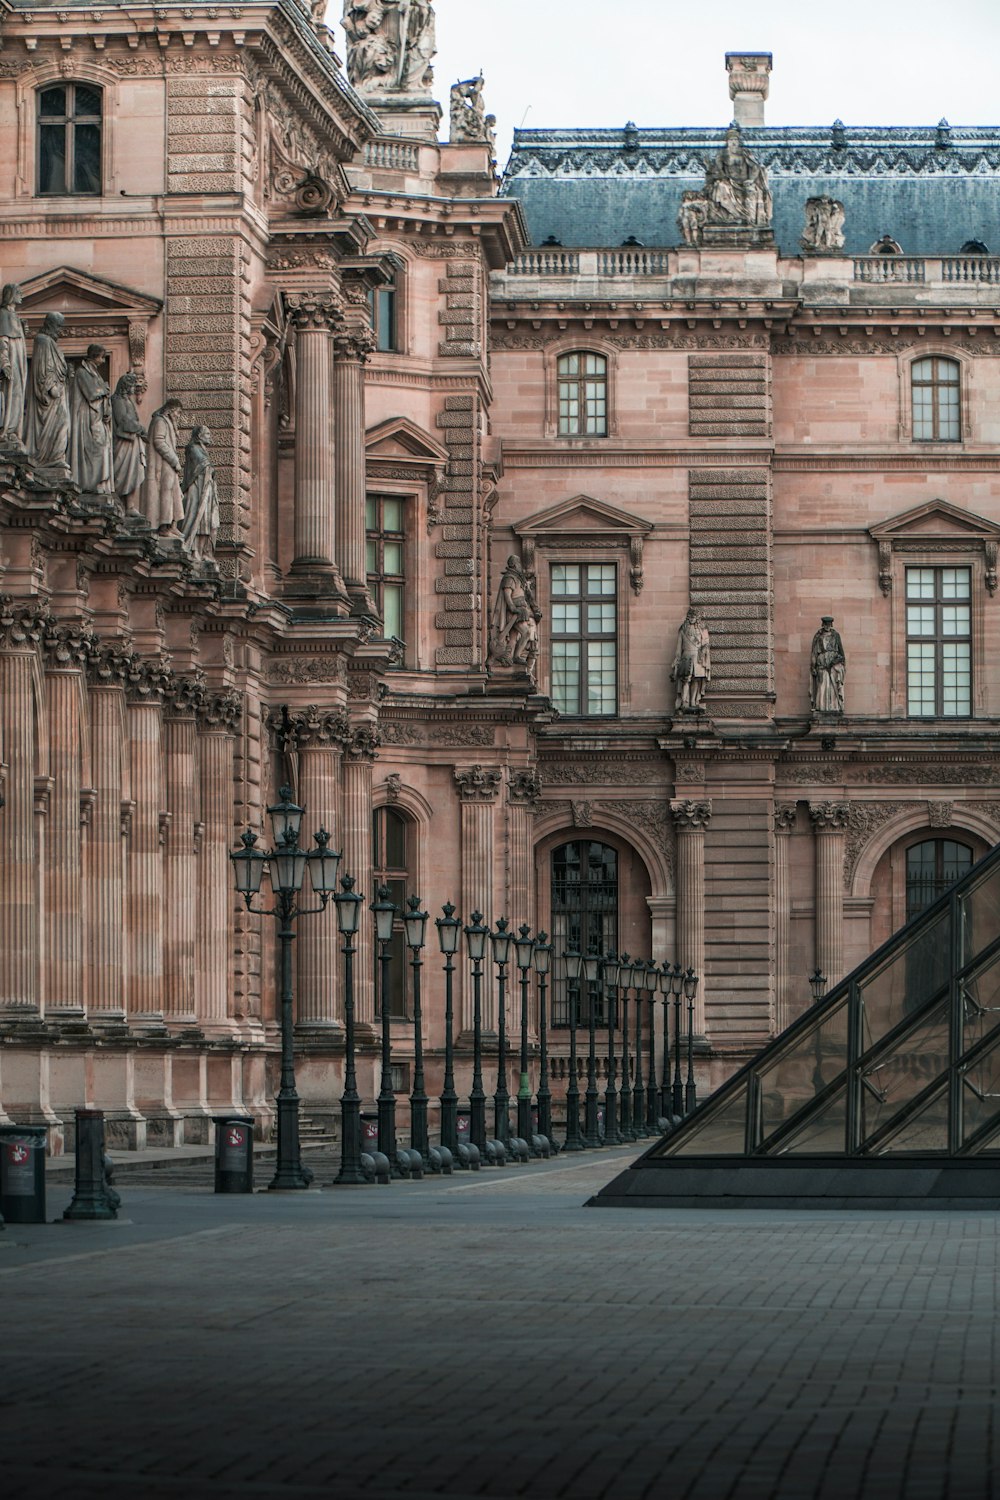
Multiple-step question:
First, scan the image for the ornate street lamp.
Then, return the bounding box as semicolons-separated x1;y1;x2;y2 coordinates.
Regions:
632;959;649;1138
618;954;634;1141
230;787;339;1192
403;895;430;1163
464;912;489;1152
372;885;398;1171
515;923;535;1148
491;917;513;1144
334;873;365;1185
809;968;827;1094
583;950;603;1148
436;902;462;1157
533;932;553;1145
643;961;660;1133
562;947;584;1151
684;967;699;1114
809;968;827;1005
658;961;674;1123
671;962;684;1118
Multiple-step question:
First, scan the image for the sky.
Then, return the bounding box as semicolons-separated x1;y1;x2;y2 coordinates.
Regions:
337;0;1000;168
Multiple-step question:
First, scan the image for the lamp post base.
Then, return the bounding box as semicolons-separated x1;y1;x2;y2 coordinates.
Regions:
269;1093;314;1190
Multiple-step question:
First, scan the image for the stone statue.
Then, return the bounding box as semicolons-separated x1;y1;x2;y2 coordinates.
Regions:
801;196;846;254
671;607;711;713
69;344;114;495
0;283;28;453
343;0;435;93
181;424;220;561
810;616;846;715
489;554;541;677
111;372;147;504
704;126;772;227
677;190;710;247
450;75;489;143
24;311;71;482
141;398;185;534
401;0;435;91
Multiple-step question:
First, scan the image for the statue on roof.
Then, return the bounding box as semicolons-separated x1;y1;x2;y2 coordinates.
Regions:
704;126;772;227
450;75;492;145
343;0;435;94
801;196;845;254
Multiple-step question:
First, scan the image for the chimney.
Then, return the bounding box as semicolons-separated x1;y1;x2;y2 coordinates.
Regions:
725;53;772;128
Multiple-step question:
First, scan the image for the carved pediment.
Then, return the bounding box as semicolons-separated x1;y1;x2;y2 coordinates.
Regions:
18;267;162;319
513;495;652;595
869;500;1000;595
365;417;450;467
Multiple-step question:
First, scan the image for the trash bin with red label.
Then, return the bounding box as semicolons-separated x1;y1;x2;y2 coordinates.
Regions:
0;1125;47;1224
213;1117;254;1194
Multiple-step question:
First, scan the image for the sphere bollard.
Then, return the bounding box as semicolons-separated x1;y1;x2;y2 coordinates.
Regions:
401;1148;424;1179
508;1136;530;1163
484;1139;507;1167
457;1142;481;1172
395;1150;412;1179
361;1151;391;1185
531;1133;551;1160
429;1146;454;1176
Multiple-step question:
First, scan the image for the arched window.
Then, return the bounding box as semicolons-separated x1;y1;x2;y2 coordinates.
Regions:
37;83;102;196
911;356;960;442
906;838;974;919
372;806;411;1018
557;352;607;436
550;840;618;1026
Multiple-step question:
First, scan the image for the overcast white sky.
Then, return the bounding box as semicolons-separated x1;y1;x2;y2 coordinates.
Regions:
339;0;1000;167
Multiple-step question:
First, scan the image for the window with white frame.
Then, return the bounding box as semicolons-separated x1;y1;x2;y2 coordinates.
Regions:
366;493;405;646
906;566;971;716
557;352;608;436
550;562;617;716
911;356;960;442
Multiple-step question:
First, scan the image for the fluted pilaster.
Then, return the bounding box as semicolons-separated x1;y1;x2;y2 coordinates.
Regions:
0;649;38;1012
126;698;165;1022
164;688;201;1025
45;666;85;1016
809;801;849;988
773;804;797;1033
287;295;347;606
670;799;712;1035
197;693;241;1032
334;327;374;612
508;770;541;1033
86;681;126;1020
456;766;502;1030
297;740;343;1026
342;725;379;1024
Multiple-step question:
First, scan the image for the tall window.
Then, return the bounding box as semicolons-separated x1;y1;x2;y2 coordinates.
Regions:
551;563;617;716
906;566;971;717
906;839;974;920
557;352;607;436
366;494;405;645
37;83;101;196
369;277;397;353
912;357;960;441
372;807;409;1018
551;841;618;1027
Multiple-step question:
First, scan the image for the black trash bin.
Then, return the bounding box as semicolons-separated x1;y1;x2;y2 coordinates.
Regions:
0;1125;47;1224
361;1114;379;1157
213;1117;254;1194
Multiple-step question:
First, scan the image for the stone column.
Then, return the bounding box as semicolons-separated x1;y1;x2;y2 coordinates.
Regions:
341;723;380;1025
126;676;168;1025
456;766;502;1030
292;710;346;1029
508;770;541;1031
809;801;850;988
196;692;242;1033
670;799;712;1036
86;649;129;1022
333;319;376;614
286;294;349;610
773;804;797;1034
0;604;43;1015
163;678;203;1027
44;640;88;1019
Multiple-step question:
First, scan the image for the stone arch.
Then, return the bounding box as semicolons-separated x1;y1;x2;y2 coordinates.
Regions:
850;804;999;900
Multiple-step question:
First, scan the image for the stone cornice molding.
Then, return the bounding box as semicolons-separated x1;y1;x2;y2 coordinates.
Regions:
669;798;712;832
454;764;503;802
808;800;850;831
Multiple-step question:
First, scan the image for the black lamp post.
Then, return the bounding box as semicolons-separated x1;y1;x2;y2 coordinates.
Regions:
230;787;339;1191
671;962;684;1117
334;873;366;1185
515;924;535;1147
618;954;634;1141
492;917;512;1144
643;962;659;1132
533;932;553;1144
436;902;462;1156
603;951;620;1143
632;960;648;1138
404;895;430;1163
372;885;398;1170
809;967;827;1093
658;961;673;1122
583;950;603;1148
464;912;489;1152
684;967;699;1114
562;948;584;1151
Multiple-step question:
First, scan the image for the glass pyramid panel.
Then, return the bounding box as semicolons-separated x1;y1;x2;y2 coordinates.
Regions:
873;1085;949;1154
960;863;1000;965
659;1081;748;1156
961;946;1000;1057
858;908;949;1053
859;1001;950;1147
961;1029;1000;1146
765;1085;847;1155
756;1000;848;1141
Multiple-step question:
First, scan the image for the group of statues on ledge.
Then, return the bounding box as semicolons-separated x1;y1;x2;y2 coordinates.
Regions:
0;286;219;560
343;0;436;93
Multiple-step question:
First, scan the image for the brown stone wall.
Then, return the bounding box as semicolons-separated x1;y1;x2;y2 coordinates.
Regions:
688;465;773;701
688;352;771;438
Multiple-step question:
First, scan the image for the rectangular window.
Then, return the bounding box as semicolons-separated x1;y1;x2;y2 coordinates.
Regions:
550;563;617;715
906;566;971;717
366;494;405;648
912;357;960;442
372;808;410;1020
557;353;608;436
37;82;101;196
369;282;397;353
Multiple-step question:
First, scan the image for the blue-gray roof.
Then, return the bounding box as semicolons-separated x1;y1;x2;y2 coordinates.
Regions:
500;126;1000;256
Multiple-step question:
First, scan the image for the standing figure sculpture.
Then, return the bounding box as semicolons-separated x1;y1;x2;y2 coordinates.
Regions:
342;0;434;93
801;196;846;253
810;616;846;715
69;344;114;495
141;397;185;534
0;283;28;453
488;554;541;678
181;424;221;561
111;372;147;505
671;607;711;713
704;126;772;226
342;0;394;89
400;0;435;91
25;311;72;482
450;76;488;143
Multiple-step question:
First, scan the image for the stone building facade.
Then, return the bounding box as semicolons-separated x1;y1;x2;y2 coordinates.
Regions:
0;9;998;1145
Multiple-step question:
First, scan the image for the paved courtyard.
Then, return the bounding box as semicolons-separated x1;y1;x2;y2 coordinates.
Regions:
2;1143;998;1500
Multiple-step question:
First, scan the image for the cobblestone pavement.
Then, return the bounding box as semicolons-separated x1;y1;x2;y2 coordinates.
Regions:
2;1145;998;1500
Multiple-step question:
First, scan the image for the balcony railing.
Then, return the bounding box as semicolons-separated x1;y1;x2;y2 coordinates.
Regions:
364;140;420;171
509;250;582;275
854;255;1000;284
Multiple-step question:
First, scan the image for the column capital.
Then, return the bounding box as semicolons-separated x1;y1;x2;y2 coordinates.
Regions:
342;722;381;762
670;798;712;832
455;764;503;802
0;594;52;653
508;768;542;807
42;615;94;670
809;800;850;831
197;689;243;734
774;803;798;835
286;290;342;331
87;639;136;689
124;655;173;705
334;325;377;361
163;672;207;719
265;704;349;752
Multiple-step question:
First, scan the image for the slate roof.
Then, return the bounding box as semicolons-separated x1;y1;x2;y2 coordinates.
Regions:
500;126;1000;256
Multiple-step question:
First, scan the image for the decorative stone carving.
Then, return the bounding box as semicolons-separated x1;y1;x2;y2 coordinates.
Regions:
265;84;338;214
198;690;244;733
286;292;341;331
450;75;494;147
541;758;662;786
810;616;846;715
801;195;846;254
181;426;220;561
571;800;594;827
670;799;712;832
808;801;850;831
509;769;542;806
927;800;955;827
488;554;541;679
69;345;114;496
0;283;28;454
678;126;772;246
671;607;711;713
266;705;350;752
0;595;53;652
141;399;185;534
25;312;71;482
343;724;381;761
163;673;207;718
384;773;402;802
454;764;502;802
344;0;436;94
678;191;710;247
774;804;798;834
843;802;908;887
111;373;147;504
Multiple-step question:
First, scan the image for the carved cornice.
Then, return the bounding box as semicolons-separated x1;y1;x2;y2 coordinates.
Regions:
508;769;542;806
774;803;798;834
808;800;850;831
454;764;503;802
670;798;712;832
